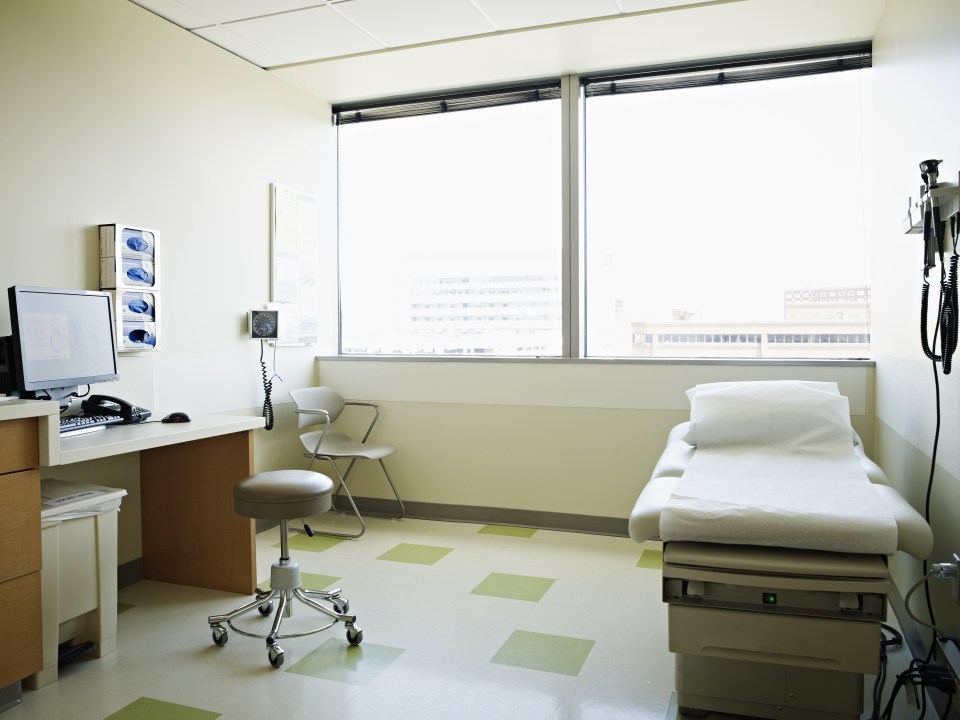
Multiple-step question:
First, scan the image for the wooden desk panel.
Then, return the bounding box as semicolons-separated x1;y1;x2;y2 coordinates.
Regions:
0;573;42;685
141;430;256;595
0;414;44;687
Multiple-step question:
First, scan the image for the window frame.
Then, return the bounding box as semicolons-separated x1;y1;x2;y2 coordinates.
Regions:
331;43;872;362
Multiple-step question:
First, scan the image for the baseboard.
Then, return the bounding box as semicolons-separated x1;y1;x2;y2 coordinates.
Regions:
337;496;629;537
116;501;628;591
117;557;143;589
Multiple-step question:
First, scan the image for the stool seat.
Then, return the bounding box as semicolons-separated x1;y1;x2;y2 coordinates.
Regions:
234;470;334;520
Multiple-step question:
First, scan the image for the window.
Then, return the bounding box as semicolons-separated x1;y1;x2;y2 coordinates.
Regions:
335;85;562;356
334;47;871;360
583;50;872;359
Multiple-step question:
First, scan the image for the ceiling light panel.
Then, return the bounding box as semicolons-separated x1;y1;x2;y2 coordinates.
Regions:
473;0;622;30
333;0;496;48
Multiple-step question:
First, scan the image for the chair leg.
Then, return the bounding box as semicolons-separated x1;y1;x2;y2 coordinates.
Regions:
303;460;366;539
378;459;405;519
328;458;404;521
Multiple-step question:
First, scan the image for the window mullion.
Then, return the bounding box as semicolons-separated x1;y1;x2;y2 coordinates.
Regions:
561;74;582;359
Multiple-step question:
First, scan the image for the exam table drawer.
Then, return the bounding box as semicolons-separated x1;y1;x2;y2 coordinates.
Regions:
668;605;880;675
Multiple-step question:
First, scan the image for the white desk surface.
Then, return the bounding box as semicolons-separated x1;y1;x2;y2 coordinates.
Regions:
0;397;59;422
41;413;266;467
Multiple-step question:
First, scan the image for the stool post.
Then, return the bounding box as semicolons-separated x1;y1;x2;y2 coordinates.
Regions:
279;519;290;561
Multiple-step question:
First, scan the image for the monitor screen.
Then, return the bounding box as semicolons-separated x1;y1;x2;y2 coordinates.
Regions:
4;285;119;404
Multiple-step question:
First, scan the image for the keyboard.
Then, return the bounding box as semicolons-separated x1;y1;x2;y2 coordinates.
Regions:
59;414;125;435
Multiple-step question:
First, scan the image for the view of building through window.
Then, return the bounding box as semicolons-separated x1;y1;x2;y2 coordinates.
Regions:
337;100;562;355
337;62;871;359
583;67;872;358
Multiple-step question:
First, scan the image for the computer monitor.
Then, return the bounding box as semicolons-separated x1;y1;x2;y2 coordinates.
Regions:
0;285;119;409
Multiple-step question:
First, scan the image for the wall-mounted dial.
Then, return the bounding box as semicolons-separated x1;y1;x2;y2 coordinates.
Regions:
249;310;279;339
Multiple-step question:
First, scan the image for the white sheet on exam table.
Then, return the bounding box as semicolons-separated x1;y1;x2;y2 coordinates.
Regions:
629;422;933;560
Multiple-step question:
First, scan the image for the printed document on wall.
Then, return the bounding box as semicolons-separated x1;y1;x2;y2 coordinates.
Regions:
271;184;319;344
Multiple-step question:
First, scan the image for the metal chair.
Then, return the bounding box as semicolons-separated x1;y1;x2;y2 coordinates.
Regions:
207;470;362;668
289;387;404;539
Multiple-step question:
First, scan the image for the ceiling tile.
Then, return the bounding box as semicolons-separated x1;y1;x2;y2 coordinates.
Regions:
192;25;289;67
133;1;325;29
221;5;383;65
474;0;621;30
619;0;707;12
129;0;219;29
334;0;495;48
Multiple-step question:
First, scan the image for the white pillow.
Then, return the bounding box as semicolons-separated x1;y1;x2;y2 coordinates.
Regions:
682;380;850;452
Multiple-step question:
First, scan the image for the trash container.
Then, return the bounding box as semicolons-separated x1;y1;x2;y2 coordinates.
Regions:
23;478;126;690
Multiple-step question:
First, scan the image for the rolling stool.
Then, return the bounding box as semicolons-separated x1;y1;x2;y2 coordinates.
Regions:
207;470;363;668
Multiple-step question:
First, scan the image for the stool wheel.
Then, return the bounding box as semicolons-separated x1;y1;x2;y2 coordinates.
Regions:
211;625;228;647
268;643;284;668
258;601;274;616
347;625;363;646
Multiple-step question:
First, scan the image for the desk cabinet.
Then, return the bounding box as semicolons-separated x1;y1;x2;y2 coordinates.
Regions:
0;418;42;687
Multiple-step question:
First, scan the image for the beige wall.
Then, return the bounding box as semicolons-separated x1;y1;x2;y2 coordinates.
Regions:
0;0;334;563
314;359;876;521
872;0;960;641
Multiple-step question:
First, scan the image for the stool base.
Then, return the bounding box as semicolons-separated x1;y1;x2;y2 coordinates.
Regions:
207;526;362;668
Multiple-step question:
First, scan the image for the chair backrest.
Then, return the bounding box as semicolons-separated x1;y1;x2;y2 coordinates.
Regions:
289;387;347;430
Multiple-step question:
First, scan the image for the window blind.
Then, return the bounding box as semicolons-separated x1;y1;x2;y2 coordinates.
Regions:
583;44;871;98
333;81;562;125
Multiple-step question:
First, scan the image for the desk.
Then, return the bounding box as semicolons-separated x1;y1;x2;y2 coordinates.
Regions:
0;398;58;690
41;413;265;595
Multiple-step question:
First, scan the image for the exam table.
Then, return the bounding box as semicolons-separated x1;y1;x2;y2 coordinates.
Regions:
628;381;933;720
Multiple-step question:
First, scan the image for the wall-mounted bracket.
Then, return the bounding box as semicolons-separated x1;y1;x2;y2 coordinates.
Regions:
905;172;960;234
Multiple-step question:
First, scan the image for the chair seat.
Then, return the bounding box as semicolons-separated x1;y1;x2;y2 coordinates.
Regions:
234;470;334;520
299;430;395;460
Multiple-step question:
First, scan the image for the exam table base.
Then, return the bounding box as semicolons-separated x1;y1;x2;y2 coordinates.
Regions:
676;654;862;720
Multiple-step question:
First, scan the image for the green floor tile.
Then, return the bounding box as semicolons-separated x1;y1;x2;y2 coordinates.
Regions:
636;549;663;569
105;697;220;720
287;637;404;685
274;534;346;553
377;543;453;565
258;573;341;590
478;524;537;538
490;629;594;676
471;572;554;602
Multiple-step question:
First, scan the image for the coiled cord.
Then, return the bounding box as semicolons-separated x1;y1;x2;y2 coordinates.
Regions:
920;215;959;373
259;340;280;431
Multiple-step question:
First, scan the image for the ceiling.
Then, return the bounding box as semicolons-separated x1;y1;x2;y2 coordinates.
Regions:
129;0;887;104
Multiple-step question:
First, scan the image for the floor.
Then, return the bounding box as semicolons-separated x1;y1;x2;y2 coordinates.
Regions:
5;514;918;720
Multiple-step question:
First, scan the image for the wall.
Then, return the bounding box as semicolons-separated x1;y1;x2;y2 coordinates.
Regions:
0;0;334;563
871;0;960;641
316;359;875;531
0;0;886;574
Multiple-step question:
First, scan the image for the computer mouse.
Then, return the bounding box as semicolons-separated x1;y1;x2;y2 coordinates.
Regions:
162;411;191;423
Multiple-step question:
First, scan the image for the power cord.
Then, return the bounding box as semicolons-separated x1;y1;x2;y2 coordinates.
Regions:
872;623;904;719
878;658;955;720
259;340;281;431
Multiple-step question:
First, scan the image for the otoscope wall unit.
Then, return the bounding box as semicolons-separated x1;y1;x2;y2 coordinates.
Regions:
99;224;160;352
904;160;960;249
